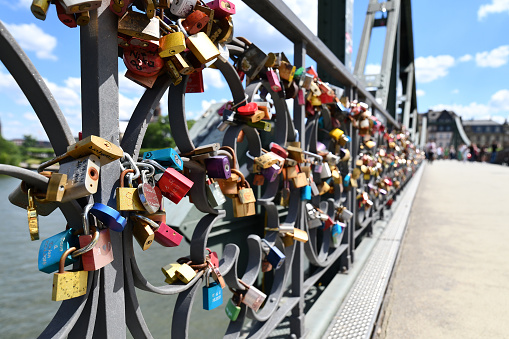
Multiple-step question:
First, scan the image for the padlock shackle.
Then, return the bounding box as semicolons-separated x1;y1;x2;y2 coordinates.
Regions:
120;169;134;188
59;247;77;273
135;162;155;177
121;153;141;180
141;159;167;173
236;36;252;46
219;146;237;170
237;278;250;290
82;203;94;235
72;229;100;258
230;168;249;188
133;214;160;231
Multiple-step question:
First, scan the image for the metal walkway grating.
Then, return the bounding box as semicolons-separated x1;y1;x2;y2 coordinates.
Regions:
323;166;424;339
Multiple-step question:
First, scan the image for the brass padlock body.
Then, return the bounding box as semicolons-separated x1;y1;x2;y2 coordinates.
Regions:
118;11;160;41
159;32;186;58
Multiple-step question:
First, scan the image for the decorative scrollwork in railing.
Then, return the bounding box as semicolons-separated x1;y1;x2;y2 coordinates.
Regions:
0;1;423;338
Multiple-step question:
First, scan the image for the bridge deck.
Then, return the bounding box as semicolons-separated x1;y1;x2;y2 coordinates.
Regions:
376;161;509;338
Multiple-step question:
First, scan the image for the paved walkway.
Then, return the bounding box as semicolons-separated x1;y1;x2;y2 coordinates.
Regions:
378;161;509;339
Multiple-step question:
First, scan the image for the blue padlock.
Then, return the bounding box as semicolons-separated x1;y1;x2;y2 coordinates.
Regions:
90;203;127;232
38;229;79;273
300;185;312;201
142;148;183;172
343;174;351;188
331;222;346;247
262;239;285;270
203;270;223;310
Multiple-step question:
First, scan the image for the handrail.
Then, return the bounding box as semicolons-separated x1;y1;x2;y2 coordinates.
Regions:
241;0;401;128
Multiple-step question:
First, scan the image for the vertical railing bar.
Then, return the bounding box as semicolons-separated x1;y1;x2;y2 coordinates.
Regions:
289;40;307;338
79;2;125;336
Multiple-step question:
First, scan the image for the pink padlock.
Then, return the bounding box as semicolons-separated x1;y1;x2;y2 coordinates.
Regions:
206;0;236;19
297;89;305;105
157;168;194;204
154;222;183;247
266;69;281;92
79;228;114;271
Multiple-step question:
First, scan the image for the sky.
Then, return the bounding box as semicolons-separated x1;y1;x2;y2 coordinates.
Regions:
0;0;508;141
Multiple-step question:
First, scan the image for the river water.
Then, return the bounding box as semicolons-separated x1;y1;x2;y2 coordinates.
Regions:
0;176;231;338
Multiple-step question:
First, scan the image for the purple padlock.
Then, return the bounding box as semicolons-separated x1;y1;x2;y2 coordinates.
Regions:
205;156;231;179
262;164;280;182
314;162;323;173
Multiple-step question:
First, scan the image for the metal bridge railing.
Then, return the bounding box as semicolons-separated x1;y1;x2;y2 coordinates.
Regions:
0;0;422;338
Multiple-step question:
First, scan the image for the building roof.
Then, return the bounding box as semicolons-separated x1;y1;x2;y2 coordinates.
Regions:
462;120;501;126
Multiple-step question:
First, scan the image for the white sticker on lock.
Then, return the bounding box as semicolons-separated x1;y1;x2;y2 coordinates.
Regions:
58;154;100;202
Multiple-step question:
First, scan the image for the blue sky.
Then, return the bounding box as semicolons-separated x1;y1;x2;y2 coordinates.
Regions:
0;0;508;141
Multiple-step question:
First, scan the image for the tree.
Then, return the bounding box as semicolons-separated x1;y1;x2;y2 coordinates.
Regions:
22;134;38;148
0;136;21;165
141;116;196;150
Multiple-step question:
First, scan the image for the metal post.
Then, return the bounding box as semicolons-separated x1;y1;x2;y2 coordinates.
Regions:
79;2;125;336
290;40;306;338
317;0;354;85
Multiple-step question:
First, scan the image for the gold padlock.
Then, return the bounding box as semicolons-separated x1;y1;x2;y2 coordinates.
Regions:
31;0;51;20
27;188;39;241
117;169;145;211
286;165;299;179
162;263;181;284
118;10;160;41
52;247;88;301
159;31;186;58
292;172;308;188
329;128;344;141
234;169;256;204
132;216;155;251
175;263;197;283
286;146;304;163
165;59;183;85
169;54;194;75
45;173;67;202
186;32;220;64
278;61;296;82
217;172;239;197
319;181;331;195
254;152;278;169
232;197;256;217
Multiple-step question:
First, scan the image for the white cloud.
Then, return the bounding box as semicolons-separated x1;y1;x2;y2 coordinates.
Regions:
43;77;81;107
489;89;509;110
415;55;455;83
478;0;509;20
430;89;509;122
3;23;57;60
202;68;226;91
118;72;146;95
119;93;141;120
416;89;425;97
458;54;473;62
452;89;460;94
365;64;381;74
64;77;81;90
475;45;509;68
201;99;217;111
23;112;38;121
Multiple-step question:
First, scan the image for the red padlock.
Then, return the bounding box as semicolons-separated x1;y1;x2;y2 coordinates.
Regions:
269;142;288;159
185;71;204;93
56;1;77;28
123;47;164;77
157;168;194;204
323;216;334;230
237;102;258;116
182;10;209;35
154;222;183;247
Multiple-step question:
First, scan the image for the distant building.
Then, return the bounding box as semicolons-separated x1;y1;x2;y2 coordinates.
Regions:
463;119;509;148
421;109;470;149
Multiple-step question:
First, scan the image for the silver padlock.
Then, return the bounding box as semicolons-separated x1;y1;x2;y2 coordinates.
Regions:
59;0;102;14
170;0;197;17
309;180;320;196
206;179;226;208
320;162;332;179
138;169;160;214
239;279;267;312
58;154;101;202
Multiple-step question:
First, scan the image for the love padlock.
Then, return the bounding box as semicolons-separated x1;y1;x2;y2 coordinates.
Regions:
157;168;194;204
38;228;79;274
203;269;223;311
123;46;164;77
78;204;114;271
90;203;127;232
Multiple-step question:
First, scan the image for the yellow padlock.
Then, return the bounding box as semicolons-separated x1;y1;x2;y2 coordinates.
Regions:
162;263;181;284
159;31;186;58
52;247;88;301
175;263;197;283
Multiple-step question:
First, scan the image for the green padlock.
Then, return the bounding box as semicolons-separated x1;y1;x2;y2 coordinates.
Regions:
225;293;242;321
